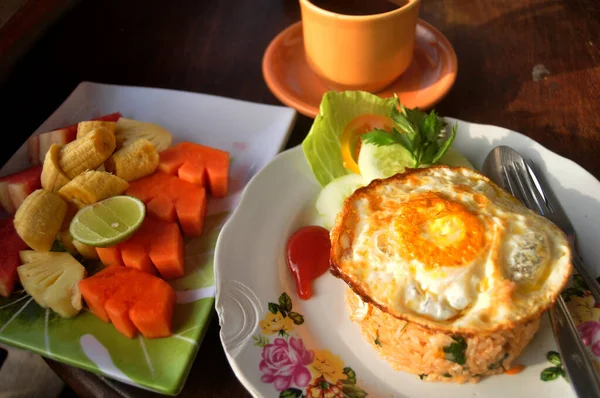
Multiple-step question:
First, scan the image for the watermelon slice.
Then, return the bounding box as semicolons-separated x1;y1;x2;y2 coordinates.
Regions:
0;217;29;297
0;165;42;214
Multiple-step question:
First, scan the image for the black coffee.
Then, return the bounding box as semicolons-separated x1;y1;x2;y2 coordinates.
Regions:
310;0;407;16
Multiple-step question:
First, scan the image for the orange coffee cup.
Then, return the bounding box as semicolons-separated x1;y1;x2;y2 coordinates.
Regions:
299;0;421;92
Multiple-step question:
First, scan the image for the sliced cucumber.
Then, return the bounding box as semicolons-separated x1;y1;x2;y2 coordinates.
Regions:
357;142;415;183
357;141;475;183
437;148;475;169
316;173;366;229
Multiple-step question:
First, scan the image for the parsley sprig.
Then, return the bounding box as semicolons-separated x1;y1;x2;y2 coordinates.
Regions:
541;351;566;381
361;102;457;168
443;335;468;365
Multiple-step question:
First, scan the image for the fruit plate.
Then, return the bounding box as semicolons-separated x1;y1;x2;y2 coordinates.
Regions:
0;81;297;395
214;119;600;397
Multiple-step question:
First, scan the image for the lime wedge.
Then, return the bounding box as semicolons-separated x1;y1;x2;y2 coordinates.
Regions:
69;196;146;247
358;142;416;182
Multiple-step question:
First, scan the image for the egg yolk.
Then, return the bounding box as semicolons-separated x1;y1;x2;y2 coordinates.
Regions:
393;193;485;269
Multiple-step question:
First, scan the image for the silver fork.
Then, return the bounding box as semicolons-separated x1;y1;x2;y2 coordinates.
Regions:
501;158;600;398
499;147;600;304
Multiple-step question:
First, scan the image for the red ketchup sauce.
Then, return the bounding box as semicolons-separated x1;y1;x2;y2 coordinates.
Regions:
286;226;332;300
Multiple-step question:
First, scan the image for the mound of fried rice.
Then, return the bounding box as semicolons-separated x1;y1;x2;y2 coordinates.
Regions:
345;287;541;383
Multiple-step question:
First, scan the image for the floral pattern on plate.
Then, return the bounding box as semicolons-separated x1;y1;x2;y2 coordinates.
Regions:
253;293;368;398
563;274;600;372
539;273;600;382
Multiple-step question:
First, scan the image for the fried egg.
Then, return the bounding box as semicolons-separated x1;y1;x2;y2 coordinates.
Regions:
330;166;572;333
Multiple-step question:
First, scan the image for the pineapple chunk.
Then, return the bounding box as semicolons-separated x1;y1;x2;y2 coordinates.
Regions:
19;250;47;264
17;252;87;318
115;118;172;152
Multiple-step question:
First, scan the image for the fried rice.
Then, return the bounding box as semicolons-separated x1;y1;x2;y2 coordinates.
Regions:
345;287;541;383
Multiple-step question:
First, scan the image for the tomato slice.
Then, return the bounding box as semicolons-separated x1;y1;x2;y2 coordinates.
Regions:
340;114;394;174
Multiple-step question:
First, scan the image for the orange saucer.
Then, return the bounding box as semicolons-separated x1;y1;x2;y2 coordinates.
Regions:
262;20;457;118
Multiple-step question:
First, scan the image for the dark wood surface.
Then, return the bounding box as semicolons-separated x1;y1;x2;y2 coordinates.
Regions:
0;0;599;397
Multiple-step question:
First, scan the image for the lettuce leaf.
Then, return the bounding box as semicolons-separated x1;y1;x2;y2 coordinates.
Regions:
301;91;397;186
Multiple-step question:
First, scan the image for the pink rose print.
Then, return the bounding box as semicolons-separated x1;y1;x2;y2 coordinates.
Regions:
259;337;314;391
578;321;600;356
255;293;368;396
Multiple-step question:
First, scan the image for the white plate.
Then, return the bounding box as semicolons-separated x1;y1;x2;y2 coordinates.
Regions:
214;118;600;398
0;81;297;395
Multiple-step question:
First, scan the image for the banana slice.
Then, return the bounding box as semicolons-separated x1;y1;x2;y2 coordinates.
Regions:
77;121;116;139
41;144;71;193
105;139;159;181
57;170;129;208
14;189;67;252
59;127;116;179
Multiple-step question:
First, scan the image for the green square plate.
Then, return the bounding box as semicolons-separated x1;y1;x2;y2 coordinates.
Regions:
0;82;296;395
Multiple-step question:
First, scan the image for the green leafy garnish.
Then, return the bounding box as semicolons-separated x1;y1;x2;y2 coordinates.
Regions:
541;366;562;381
443;335;467;365
301;91;468;188
418;374;426;380
302;91;398;186
546;351;562;366
373;329;383;347
541;351;566;381
361;103;457;168
488;352;509;370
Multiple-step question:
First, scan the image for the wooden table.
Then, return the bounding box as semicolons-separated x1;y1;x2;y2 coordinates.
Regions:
0;0;599;396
